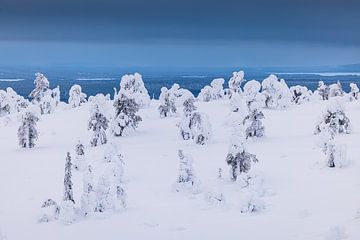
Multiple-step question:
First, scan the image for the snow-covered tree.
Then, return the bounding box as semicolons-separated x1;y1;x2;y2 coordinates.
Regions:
226;123;258;181
29;72;50;103
177;95;212;144
261;74;291;109
182;95;197;117
52;86;60;106
189;112;212;145
59;152;76;224
329;81;344;97
315;97;350;136
210;78;225;99
68;84;87;108
175;149;198;192
228;70;245;93
18;110;39;148
243;109;265;139
112;93;142;136
198;85;213;102
118;72;150;108
95;174;115;213
73;141;86;171
104;143;125;184
158;87;176;118
38;199;60;223
63;152;75;203
39;89;56;115
242;80;265;138
81;165;96;216
315;81;330;100
88;95;109;146
348;83;359;101
289;85;312;104
0;90;10;117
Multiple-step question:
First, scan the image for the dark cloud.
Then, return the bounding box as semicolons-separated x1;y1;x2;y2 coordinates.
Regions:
0;0;359;45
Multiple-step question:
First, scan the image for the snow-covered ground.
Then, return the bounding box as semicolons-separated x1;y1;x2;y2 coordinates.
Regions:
0;99;360;240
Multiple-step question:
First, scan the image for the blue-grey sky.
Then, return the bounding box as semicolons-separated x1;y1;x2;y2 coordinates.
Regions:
0;0;360;67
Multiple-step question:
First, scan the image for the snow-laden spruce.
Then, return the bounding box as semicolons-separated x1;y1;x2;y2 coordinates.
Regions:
348;83;359;101
228;70;245;93
81;165;96;216
158;87;177;118
112;92;142;136
243;80;265;138
88;94;109;146
29;72;50;103
38;199;60;223
314;97;350;136
103;143;126;207
18;110;39;148
29;72;59;115
117;72;150;108
73;141;86;171
197;78;225;102
177;94;212;144
289;85;312;104
95;173;115;213
261;74;292;109
226;122;258;181
59;152;76;224
329;81;344;98
315;81;330;100
68;84;87;108
174;149;199;193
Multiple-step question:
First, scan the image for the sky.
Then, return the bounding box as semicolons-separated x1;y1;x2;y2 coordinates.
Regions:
0;0;360;68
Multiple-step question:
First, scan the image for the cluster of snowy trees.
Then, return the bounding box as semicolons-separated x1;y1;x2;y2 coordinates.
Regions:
39;143;126;224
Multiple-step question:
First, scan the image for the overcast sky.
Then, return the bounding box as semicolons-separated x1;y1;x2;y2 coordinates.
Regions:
0;0;359;68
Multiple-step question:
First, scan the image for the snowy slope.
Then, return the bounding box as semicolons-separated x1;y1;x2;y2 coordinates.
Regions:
0;99;360;240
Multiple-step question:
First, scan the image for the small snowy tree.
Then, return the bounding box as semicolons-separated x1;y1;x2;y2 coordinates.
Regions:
226;123;258;181
73;141;86;171
88;96;109;147
261;75;292;109
29;72;50;103
59;152;76;224
68;84;87;108
329;81;344;97
348;83;359;101
210;78;225;99
289;85;312;104
243;80;265;138
175;149;198;192
103;144;126;208
63;152;75;203
182;95;197;117
189;112;212;145
52;86;60;106
315;98;350;136
39;89;56;115
198;85;213;102
18;110;39;148
228;70;245;93
38;199;60;223
118;72;150;108
81;165;96;216
95;174;115;213
0;90;10;117
112;93;142;136
316;81;330;100
158;87;176;118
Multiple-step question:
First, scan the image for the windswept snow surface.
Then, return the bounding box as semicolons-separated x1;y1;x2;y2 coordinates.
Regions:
0;100;360;239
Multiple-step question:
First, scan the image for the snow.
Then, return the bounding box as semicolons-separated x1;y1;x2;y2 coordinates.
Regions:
0;97;360;239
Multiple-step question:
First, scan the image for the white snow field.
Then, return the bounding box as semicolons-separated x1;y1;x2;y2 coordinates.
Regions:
0;99;360;240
